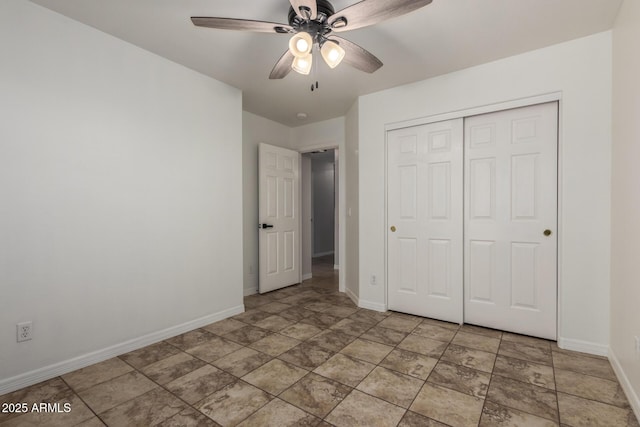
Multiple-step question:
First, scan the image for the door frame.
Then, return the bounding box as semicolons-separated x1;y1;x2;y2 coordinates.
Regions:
300;144;345;293
384;92;563;337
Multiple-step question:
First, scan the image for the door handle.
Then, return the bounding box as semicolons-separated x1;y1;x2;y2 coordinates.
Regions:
543;229;552;236
390;226;396;232
259;224;274;229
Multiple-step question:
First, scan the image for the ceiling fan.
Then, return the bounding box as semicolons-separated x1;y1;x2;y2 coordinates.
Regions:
191;0;433;79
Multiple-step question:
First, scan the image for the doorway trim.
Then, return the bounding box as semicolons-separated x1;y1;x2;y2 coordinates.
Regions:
300;143;345;293
383;92;563;339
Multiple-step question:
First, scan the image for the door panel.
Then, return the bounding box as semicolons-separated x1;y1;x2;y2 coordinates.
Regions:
259;143;301;293
464;102;558;340
387;119;463;323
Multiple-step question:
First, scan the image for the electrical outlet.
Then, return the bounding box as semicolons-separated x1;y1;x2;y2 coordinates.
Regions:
370;275;377;286
17;321;32;342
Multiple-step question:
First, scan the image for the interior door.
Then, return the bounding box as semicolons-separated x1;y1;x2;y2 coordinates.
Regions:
259;143;301;293
464;102;558;340
387;119;464;323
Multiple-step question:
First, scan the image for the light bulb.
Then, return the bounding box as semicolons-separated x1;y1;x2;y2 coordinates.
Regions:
289;32;313;58
320;40;345;69
292;53;313;75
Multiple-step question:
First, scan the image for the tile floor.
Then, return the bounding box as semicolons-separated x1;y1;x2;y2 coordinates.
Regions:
1;256;638;426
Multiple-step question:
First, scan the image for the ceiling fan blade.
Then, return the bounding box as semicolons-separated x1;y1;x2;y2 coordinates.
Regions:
329;0;432;32
289;0;318;20
269;50;295;79
330;36;383;73
191;17;293;34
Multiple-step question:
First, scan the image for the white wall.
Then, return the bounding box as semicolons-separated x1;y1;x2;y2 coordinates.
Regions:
611;0;640;416
292;118;346;292
358;32;612;352
345;101;360;302
0;0;243;392
242;112;292;295
311;153;335;256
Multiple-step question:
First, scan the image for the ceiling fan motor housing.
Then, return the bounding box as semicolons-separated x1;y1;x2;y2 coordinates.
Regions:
288;0;336;43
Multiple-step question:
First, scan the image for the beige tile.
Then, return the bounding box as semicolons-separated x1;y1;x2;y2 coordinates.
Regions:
279;342;335;370
119;341;182;370
361;325;408;346
555;368;630;408
242;359;308;395
380;348;438;380
232;309;273;325
75;417;107;427
499;340;553;366
249;333;301;356
165;364;235;404
280;322;322;340
305;302;335;312
157;407;219;426
412;323;457;343
186;335;243;362
78;371;157;413
558;392;636;427
322;305;359;318
326;389;405;427
141;352;206;385
196;381;272;426
487;375;559;422
330;318;372;336
480;401;559;427
237;398;319;427
341;338;394;364
420;317;460;331
398;411;450;427
202;317;246;336
410;383;484;427
101;388;187;426
378;315;422;333
244;294;273;308
428;361;491;398
502;332;553;350
258;301;293;314
313;353;376;387
348;309;389;325
213;347;272;377
460;324;503;339
253;315;295;332
279;307;315;322
280;373;351;418
223;325;273;346
307;330;357;352
0;389;95;427
552;351;617;381
452;331;500;353
61;358;133;392
165;329;218;352
300;312;343;329
398;334;448;358
356;366;423;408
494;355;556;390
441;343;497;373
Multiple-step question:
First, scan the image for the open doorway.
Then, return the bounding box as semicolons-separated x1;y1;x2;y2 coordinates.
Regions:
301;149;338;289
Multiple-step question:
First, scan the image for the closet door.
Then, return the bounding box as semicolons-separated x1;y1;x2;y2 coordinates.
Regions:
464;102;558;340
387;119;463;323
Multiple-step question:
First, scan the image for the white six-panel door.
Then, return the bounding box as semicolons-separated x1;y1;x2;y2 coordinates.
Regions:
387;119;464;324
464;102;558;339
259;143;301;293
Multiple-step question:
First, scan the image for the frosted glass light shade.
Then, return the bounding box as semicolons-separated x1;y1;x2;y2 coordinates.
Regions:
292;53;313;75
320;40;345;69
289;32;313;58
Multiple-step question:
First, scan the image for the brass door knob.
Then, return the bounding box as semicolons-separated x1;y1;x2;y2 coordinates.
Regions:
390;226;396;232
543;229;552;236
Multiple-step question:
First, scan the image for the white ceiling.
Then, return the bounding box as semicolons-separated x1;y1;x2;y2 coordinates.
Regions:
29;0;622;127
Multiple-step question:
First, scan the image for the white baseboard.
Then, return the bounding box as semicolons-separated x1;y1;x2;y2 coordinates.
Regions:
313;251;334;258
358;298;387;313
244;286;258;296
557;337;609;357
609;348;640;421
302;273;312;281
345;287;359;307
0;304;244;395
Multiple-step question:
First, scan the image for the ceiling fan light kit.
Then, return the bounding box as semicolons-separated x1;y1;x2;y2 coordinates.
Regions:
191;0;433;79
